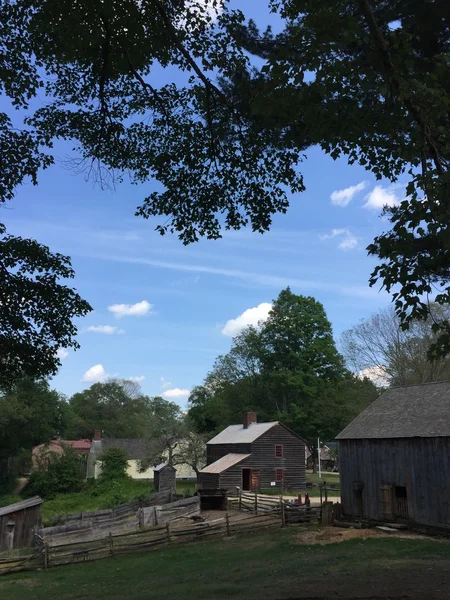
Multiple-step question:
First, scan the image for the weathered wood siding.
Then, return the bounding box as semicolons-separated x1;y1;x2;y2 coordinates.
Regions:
206;443;251;465
197;472;220;489
217;456;252;490
339;437;450;528
154;467;176;493
0;505;42;550
249;424;306;491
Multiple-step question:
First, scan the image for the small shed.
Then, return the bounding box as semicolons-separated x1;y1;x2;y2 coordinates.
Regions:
0;496;43;551
153;463;176;493
337;381;450;530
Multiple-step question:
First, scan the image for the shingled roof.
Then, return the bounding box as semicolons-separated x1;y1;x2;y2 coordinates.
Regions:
207;422;278;444
337;380;450;440
91;438;154;460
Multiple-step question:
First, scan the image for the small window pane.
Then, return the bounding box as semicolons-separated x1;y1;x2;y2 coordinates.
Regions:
275;445;283;458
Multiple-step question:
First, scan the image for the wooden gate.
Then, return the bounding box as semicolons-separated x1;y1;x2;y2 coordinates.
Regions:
251;471;260;492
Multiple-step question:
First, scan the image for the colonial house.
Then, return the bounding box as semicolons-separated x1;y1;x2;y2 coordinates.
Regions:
87;431;196;480
32;438;91;471
197;412;306;492
337;381;450;530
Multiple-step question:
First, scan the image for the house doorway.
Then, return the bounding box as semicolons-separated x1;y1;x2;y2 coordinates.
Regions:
251;470;260;492
242;468;252;491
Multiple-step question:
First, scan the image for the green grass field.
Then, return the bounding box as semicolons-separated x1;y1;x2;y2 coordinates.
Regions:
2;528;450;600
0;479;197;525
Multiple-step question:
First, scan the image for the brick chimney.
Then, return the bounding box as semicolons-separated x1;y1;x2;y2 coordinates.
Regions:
243;412;257;429
93;429;102;441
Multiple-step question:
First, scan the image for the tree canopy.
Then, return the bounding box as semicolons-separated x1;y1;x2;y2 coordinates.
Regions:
0;225;91;390
67;379;153;439
1;1;450;354
342;304;450;386
0;378;70;460
188;288;379;451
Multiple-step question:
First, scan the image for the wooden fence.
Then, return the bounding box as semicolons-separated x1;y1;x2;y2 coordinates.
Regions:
228;492;321;524
0;511;283;575
44;490;173;527
37;496;200;546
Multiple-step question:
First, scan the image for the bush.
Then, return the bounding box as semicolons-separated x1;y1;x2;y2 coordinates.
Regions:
99;447;129;481
22;445;84;499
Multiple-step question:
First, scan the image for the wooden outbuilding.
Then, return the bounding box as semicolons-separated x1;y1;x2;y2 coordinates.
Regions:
198;412;306;493
153;463;176;493
337;381;450;531
0;496;43;551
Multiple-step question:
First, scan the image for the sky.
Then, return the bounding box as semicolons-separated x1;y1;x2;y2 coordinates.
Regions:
2;1;405;404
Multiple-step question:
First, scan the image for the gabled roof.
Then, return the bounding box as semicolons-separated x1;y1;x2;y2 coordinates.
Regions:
154;462;176;472
0;496;43;517
91;438;154;460
207;422;278;444
337;380;450;440
200;453;250;474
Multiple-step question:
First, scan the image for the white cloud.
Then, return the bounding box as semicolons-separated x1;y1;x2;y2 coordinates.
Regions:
108;300;152;318
127;376;146;383
163;388;191;399
320;228;358;251
363;185;400;210
160;377;172;391
222;302;272;337
330;181;367;207
82;364;108;383
85;325;125;335
56;348;68;360
358;366;389;386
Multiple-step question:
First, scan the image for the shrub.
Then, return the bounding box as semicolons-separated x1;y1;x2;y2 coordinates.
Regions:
22;445;84;499
99;447;129;481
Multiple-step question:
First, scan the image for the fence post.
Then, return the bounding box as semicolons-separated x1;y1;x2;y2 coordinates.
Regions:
226;512;231;537
319;485;323;506
280;496;285;528
44;542;49;570
254;492;258;514
166;522;171;543
324;481;328;503
109;532;114;556
238;490;242;511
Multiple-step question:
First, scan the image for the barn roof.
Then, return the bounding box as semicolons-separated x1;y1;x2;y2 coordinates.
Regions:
207;422;278;444
200;453;250;474
0;496;43;517
337;380;450;440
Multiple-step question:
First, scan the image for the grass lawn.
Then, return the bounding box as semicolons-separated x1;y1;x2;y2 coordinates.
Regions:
0;479;197;525
2;528;450;600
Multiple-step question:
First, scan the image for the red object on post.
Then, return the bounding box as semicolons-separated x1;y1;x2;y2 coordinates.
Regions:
305;493;310;507
298;493;302;505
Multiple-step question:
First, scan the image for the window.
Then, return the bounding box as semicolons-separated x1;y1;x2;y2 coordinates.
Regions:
275;468;284;482
275;444;284;458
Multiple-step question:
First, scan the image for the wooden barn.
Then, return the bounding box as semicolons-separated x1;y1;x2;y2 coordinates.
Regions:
198;412;306;492
0;497;43;551
153;463;176;493
337;381;450;531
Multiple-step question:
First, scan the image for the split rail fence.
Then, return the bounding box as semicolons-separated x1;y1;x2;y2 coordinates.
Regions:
228;491;321;524
0;511;282;575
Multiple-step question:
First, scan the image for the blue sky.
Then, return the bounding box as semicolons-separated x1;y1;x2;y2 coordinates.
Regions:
3;1;404;404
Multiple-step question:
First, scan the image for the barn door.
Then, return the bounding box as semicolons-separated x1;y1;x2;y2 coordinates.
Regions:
380;485;393;519
251;470;260;492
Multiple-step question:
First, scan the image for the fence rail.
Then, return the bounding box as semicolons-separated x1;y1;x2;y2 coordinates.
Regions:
228;491;321;524
0;510;285;575
38;496;200;546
